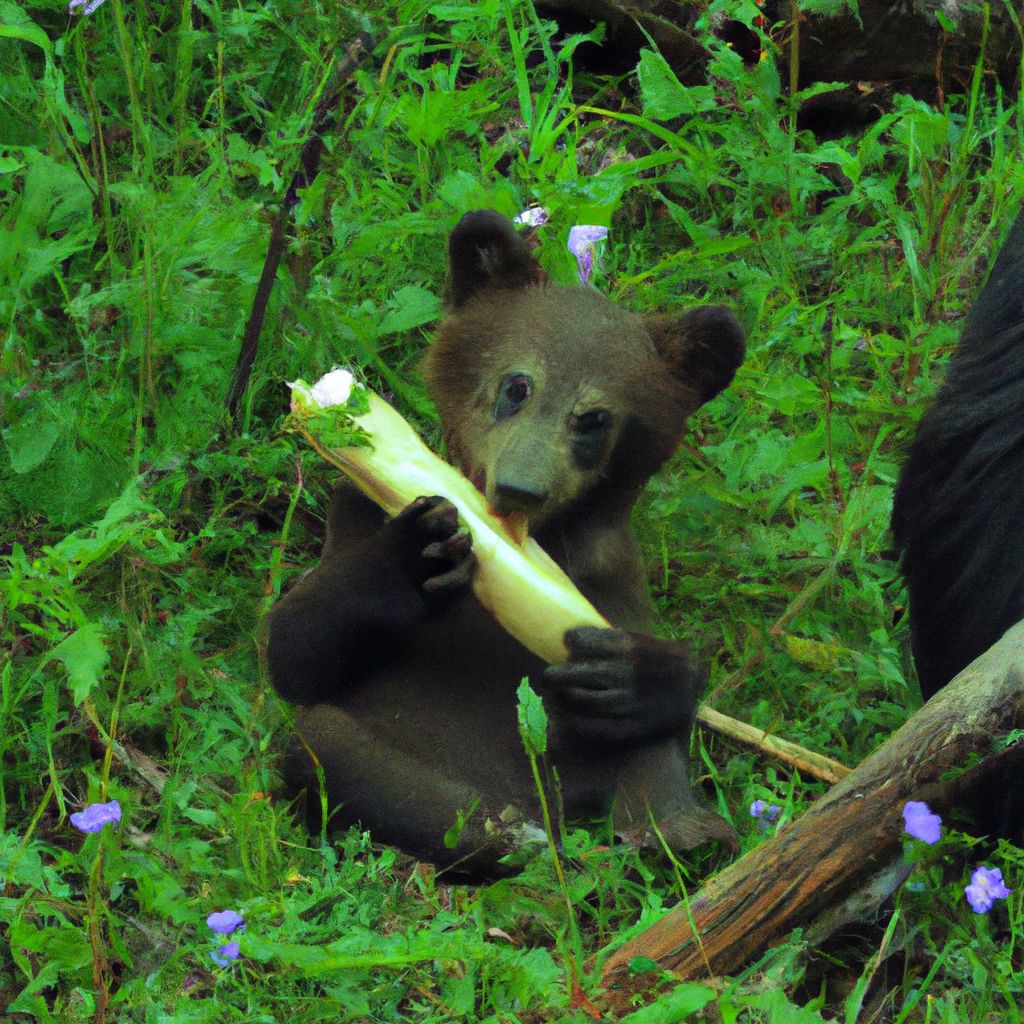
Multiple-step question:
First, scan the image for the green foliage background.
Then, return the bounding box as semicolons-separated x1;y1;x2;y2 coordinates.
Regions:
1;0;1023;1020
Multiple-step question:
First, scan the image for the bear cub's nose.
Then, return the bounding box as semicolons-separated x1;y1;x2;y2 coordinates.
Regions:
492;480;549;516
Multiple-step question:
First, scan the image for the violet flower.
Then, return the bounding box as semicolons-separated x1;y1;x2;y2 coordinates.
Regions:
68;0;108;14
207;910;245;935
210;940;241;967
964;866;1011;914
70;800;121;834
750;800;781;828
567;225;608;285
902;800;942;845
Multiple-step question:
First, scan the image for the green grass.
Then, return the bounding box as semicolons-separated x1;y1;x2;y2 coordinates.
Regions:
2;0;1023;1020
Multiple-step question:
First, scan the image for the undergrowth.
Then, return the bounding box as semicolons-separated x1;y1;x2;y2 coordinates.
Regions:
1;0;1023;1021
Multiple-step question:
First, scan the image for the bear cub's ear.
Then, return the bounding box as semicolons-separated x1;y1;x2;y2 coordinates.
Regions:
447;210;545;309
648;305;746;405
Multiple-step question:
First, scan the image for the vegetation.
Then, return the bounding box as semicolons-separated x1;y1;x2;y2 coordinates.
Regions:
2;0;1022;1020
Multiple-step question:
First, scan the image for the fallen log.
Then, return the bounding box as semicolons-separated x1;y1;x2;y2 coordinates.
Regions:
600;619;1024;996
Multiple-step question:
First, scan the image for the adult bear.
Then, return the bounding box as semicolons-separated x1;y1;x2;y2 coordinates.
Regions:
892;210;1024;700
268;210;745;875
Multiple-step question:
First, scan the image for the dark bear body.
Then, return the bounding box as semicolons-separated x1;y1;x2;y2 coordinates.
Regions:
892;210;1024;700
267;211;745;875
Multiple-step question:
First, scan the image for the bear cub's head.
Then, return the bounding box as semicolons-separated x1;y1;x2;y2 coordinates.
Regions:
422;210;745;529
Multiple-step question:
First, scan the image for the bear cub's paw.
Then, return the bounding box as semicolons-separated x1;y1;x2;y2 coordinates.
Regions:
388;495;476;600
543;627;704;747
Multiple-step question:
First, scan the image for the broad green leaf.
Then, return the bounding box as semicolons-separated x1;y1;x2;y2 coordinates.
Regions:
0;21;51;53
3;412;61;474
378;285;441;335
784;634;844;671
516;678;548;756
636;49;713;121
51;623;109;704
619;982;717;1022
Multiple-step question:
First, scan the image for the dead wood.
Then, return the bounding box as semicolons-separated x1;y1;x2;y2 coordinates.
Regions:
600;619;1024;1001
697;706;851;785
780;0;1021;98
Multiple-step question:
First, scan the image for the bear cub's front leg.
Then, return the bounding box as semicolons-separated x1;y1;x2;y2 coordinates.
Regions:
387;495;476;601
266;493;474;705
543;627;705;747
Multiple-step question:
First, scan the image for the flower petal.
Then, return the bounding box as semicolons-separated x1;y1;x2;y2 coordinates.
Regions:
206;910;245;935
567;225;609;250
289;368;355;410
70;800;122;833
210;940;241;966
514;206;549;227
902;800;942;844
567;225;608;285
965;866;1011;913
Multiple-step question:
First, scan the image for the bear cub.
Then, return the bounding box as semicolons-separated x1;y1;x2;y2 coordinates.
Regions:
267;210;745;876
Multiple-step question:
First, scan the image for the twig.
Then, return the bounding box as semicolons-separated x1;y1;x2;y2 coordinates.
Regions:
225;31;374;424
696;705;851;785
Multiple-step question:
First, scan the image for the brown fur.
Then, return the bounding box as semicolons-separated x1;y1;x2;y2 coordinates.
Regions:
267;210;745;876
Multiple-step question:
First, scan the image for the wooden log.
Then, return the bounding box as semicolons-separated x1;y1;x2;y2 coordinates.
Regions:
779;0;1021;96
534;0;1021;100
600;619;1024;995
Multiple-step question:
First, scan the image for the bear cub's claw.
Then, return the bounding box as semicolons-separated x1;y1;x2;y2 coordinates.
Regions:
543;627;703;748
391;495;476;599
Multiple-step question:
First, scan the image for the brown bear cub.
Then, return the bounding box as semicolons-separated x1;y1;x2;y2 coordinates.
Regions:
267;210;745;876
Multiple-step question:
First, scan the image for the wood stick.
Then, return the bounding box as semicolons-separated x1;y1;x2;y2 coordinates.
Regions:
600;620;1024;1001
696;705;851;785
225;31;372;424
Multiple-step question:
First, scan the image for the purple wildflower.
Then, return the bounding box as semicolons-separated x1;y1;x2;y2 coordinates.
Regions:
206;910;245;935
514;206;549;227
964;866;1012;914
750;799;782;829
68;0;108;14
210;940;241;967
902;800;942;845
70;800;122;834
567;225;608;285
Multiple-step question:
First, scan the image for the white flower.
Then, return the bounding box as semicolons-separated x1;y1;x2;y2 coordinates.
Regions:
514;206;549;227
289;368;355;410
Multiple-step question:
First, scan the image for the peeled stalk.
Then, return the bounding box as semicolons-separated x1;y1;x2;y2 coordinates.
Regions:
288;373;848;783
289;369;608;663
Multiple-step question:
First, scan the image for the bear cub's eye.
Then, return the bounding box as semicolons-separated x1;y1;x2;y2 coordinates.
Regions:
571;409;611;435
495;373;533;421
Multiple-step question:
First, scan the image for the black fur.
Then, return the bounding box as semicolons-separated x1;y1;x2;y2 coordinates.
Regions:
893;210;1024;699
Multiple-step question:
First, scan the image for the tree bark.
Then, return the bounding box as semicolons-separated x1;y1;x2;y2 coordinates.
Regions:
782;0;1021;96
536;1;1021;128
600;619;1024;997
